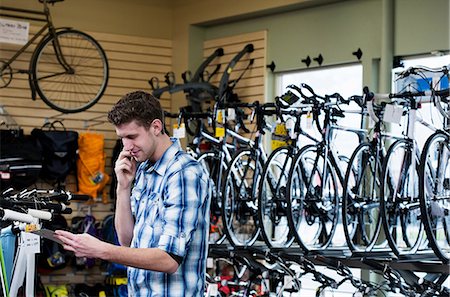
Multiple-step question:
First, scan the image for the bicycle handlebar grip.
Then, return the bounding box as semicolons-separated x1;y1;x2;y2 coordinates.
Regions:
50;193;70;203
28;208;52;221
0;208;36;223
68;193;91;202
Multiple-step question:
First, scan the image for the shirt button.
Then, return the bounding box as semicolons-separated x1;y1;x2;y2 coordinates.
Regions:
180;232;186;238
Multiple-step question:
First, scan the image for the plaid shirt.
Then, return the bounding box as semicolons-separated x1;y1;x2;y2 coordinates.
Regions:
128;139;211;296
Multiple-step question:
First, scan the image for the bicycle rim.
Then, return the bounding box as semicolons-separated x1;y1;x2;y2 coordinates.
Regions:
343;143;383;252
381;139;426;255
222;149;260;247
286;145;338;251
197;151;228;245
258;147;294;248
419;131;450;262
31;29;109;113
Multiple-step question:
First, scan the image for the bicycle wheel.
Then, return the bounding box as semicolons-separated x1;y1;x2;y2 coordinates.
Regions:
419;131;450;262
258;146;295;248
342;142;383;252
31;29;109;113
197;150;228;245
286;144;338;252
222;148;261;247
381;139;426;255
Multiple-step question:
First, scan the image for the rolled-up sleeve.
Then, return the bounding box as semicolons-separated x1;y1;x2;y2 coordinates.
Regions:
157;167;203;257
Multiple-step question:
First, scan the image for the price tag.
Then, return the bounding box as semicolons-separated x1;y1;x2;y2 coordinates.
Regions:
207;257;214;269
271;139;288;150
227;108;236;121
21;232;40;254
274;123;288;136
215;127;225;138
216;110;224;124
172;123;186;139
383;104;403;124
207;284;218;296
306;111;313;129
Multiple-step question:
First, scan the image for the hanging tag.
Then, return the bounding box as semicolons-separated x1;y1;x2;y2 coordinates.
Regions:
216;110;224;124
306;111;313;129
285;119;297;139
274;123;288;136
227;108;236;121
21;232;40;254
173;123;186;139
383;104;403;124
215;127;225;138
271;139;288;150
207;257;214;269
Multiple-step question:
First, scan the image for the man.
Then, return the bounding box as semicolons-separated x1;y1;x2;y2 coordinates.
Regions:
56;91;211;296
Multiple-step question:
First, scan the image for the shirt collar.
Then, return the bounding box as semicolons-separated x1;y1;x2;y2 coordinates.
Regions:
143;138;181;176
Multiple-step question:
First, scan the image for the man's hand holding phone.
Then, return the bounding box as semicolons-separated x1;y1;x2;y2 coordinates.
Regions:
115;150;137;190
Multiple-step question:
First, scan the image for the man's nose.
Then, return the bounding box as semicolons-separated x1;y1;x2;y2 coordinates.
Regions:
122;139;133;150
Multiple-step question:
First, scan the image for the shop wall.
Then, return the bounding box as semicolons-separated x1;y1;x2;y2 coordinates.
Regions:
0;0;173;39
192;0;448;90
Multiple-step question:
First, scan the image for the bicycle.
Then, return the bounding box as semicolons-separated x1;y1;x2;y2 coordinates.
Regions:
375;65;449;258
341;86;414;254
0;0;109;113
257;89;320;249
221;101;276;247
414;66;450;262
284;84;367;253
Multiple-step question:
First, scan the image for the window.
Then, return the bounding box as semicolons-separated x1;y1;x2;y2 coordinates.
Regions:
276;63;364;158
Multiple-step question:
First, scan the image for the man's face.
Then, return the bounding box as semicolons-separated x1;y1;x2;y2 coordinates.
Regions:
115;120;157;162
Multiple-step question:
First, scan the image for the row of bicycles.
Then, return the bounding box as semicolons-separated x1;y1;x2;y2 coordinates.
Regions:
162;63;449;261
180;64;449;262
150;49;449;295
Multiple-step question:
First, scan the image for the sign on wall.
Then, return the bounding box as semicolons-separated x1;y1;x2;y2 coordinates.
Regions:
0;18;29;45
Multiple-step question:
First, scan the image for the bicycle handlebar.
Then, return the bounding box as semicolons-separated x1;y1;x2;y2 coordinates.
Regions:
0;208;36;223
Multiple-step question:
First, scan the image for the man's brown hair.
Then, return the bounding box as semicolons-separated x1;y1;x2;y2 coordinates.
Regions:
107;90;164;130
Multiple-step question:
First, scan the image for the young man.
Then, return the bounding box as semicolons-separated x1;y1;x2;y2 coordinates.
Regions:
56;91;211;296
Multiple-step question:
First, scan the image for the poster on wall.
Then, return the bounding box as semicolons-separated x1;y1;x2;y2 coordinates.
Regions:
0;18;29;45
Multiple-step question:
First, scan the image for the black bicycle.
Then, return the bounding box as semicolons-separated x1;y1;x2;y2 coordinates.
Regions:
0;0;109;113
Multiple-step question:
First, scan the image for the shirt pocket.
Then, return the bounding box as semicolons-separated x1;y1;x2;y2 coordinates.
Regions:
144;192;163;229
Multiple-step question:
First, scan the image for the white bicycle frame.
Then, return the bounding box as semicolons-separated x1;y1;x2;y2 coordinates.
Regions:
1;208;52;297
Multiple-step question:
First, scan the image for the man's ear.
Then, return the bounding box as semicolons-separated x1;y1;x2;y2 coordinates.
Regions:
152;119;163;135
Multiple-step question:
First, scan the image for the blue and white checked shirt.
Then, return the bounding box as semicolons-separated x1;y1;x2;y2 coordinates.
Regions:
128;139;211;296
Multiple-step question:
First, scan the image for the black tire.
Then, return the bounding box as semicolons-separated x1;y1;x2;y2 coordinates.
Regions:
197;150;228;245
419;131;450;262
342;142;384;252
381;139;426;256
258;146;295;248
31;29;109;113
221;148;261;247
286;144;338;252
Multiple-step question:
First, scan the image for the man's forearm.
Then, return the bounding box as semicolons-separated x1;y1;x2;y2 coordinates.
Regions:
114;186;134;246
102;244;179;274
